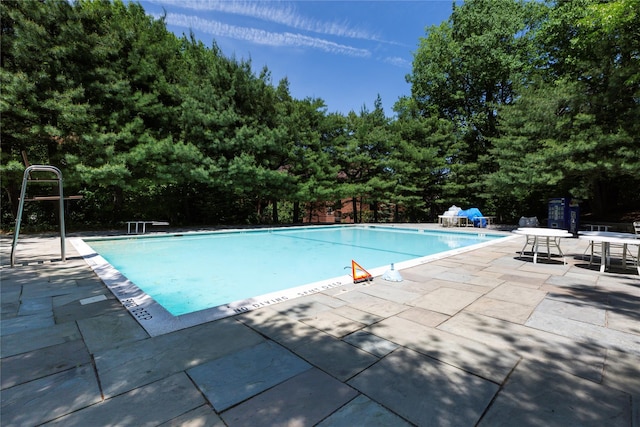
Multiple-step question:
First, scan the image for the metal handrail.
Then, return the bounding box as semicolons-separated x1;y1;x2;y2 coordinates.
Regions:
10;165;66;267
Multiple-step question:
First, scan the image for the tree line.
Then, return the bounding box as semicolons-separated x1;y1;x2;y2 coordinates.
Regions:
2;0;638;230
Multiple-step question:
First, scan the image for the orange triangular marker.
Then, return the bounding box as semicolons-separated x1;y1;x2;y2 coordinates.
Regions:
352;260;373;283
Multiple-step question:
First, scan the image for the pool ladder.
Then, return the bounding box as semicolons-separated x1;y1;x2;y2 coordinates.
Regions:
10;165;81;267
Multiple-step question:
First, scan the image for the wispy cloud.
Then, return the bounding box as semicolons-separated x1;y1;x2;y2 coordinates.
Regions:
148;0;380;41
165;13;371;58
384;56;412;69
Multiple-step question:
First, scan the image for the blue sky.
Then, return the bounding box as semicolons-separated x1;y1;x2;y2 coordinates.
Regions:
136;1;457;116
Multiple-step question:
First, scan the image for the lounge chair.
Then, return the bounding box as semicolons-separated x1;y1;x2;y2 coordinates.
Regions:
518;217;539;228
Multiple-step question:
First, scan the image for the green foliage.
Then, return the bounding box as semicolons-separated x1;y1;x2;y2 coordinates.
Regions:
405;0;639;220
2;0;637;229
407;0;546;215
487;0;640;218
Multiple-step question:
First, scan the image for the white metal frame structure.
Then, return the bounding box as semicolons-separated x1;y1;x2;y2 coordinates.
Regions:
10;165;80;267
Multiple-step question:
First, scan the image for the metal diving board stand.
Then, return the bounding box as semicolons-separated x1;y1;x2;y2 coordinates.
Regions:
10;165;82;267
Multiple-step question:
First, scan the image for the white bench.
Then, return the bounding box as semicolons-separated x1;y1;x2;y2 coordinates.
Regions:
477;216;496;227
438;215;470;227
126;221;169;234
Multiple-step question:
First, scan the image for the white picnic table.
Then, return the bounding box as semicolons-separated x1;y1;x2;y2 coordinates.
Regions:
578;231;639;274
512;227;573;264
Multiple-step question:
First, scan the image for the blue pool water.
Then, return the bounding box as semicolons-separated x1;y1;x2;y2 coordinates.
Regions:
83;225;503;316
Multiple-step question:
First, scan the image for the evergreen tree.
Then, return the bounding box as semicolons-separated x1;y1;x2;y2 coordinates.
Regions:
407;0;545;212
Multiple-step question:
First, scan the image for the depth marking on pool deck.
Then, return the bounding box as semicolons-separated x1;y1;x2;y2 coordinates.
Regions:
228;280;346;314
70;228;516;336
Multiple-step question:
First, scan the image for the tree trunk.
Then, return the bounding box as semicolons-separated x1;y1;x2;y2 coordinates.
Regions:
352;197;358;223
293;201;300;223
590;179;617;219
372;200;378;223
272;200;278;224
5;181;20;220
112;187;124;223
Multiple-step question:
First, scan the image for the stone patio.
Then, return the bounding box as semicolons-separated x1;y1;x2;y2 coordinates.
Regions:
1;226;639;426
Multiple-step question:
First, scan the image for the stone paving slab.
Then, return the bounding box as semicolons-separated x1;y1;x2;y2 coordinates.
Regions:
0;301;19;320
608;308;640;336
78;311;149;354
291;332;379;381
400;263;451;281
487;257;528;271
496;271;551;288
466;296;535;324
51;287;110;307
157;405;226;427
431;279;496;294
300;310;366;338
349;347;499;427
534;297;606;325
411;286;483;315
47;373;206;426
238;306;321;347
316;394;412;427
439;311;607;382
602;348;640;396
330;305;383;325
342;330;399;357
392;278;441;294
1;338;90;389
17;295;52;315
1;365;102;427
0;321;81;358
357;282;421;304
331;289;389;305
597;270;640;284
466;274;506;288
187;341;311;411
0;311;54;336
1;285;21;301
366;316;520;383
545;271;599;288
543;286;610;308
518;261;571;276
221;368;358;426
608;289;640;309
272;294;346;320
317;282;361;298
95;318;265;397
396;306;450;326
484;283;547;306
53;296;123;324
479;360;632;427
342;296;407;318
526;310;640;356
433;269;476;284
431;258;465;269
19;280;80;299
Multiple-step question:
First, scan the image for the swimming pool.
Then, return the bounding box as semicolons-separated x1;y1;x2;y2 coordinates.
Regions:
72;225;510;335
